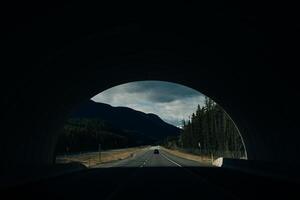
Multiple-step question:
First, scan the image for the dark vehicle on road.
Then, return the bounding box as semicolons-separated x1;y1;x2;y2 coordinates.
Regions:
154;149;159;154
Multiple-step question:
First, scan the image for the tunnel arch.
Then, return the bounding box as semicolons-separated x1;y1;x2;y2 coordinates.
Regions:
83;80;248;159
53;71;258;166
2;9;299;170
2;65;290;170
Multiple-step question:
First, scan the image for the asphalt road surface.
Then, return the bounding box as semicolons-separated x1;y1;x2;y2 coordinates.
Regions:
2;147;299;200
95;146;208;168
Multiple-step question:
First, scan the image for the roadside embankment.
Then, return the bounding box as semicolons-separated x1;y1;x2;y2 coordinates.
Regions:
56;146;149;168
161;147;213;166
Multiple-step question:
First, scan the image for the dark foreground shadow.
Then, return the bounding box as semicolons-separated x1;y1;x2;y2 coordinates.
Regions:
1;167;299;200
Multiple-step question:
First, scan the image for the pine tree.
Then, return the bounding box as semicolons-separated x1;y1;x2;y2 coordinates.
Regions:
180;97;245;158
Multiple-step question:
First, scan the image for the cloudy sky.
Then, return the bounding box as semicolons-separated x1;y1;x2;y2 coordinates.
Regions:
91;81;206;128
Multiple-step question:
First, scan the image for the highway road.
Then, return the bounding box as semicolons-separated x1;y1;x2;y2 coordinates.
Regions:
2;146;299;200
95;146;208;168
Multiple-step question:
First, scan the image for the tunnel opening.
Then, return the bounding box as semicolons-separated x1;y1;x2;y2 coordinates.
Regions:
55;81;247;168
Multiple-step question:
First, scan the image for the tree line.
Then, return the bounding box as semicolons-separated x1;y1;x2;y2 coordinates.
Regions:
163;97;246;158
55;119;138;155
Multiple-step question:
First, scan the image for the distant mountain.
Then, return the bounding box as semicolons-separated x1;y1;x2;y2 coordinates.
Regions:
70;100;181;144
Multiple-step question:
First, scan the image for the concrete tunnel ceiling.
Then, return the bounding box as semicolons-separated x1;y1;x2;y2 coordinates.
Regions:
1;3;300;170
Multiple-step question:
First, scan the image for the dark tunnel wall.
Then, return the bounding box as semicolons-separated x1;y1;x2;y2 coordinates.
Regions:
1;66;299;169
1;2;300;170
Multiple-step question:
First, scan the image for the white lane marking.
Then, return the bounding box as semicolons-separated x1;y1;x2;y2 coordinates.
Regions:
140;160;148;167
161;153;182;167
140;157;149;167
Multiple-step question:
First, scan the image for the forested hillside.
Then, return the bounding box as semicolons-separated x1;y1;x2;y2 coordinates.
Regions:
163;97;246;158
55;119;152;155
71;101;181;140
55;101;181;155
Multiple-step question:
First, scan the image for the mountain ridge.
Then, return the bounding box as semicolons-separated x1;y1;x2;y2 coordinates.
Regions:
70;100;181;142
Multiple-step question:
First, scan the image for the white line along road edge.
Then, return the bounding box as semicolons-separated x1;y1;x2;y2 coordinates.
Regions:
160;153;182;167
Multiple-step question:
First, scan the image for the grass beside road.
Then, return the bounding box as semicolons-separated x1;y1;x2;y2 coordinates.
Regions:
56;146;147;168
161;147;213;166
